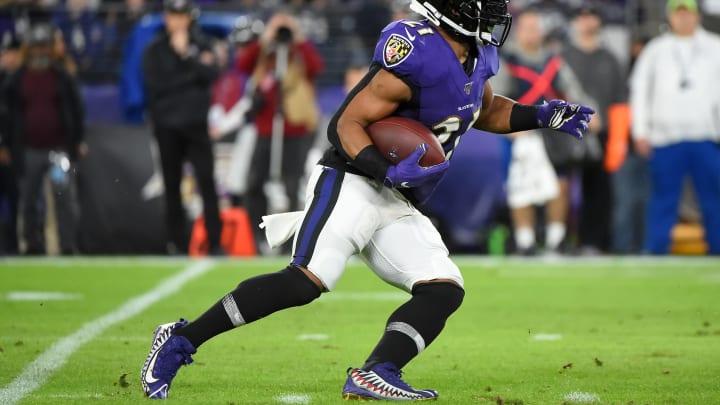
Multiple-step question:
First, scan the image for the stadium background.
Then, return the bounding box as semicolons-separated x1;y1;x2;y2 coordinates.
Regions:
1;0;718;255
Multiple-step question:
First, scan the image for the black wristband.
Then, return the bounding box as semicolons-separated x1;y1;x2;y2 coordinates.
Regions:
352;145;391;182
509;103;540;132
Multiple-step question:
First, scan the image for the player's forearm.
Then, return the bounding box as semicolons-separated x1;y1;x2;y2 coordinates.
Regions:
474;95;518;134
331;117;389;182
337;119;374;159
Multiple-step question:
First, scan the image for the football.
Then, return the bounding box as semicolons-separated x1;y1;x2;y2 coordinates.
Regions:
366;117;446;167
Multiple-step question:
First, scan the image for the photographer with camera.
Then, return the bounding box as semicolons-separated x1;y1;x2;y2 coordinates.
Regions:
235;12;323;253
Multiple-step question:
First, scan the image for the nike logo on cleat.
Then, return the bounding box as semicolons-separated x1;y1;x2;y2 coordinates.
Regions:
143;350;160;384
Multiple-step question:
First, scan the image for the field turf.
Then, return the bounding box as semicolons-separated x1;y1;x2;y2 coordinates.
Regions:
0;256;719;404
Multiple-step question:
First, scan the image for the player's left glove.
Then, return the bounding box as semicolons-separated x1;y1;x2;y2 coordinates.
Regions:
384;144;449;189
537;100;595;140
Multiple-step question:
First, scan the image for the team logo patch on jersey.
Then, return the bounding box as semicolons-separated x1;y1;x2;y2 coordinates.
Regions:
383;33;414;68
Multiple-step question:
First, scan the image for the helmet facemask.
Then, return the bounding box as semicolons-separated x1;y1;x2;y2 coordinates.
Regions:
410;0;513;47
478;0;512;47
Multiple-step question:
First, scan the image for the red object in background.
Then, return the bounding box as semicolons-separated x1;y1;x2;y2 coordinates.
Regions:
605;103;631;173
211;70;246;111
189;207;257;256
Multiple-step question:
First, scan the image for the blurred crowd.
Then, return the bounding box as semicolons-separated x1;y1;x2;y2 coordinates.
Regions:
1;0;718;256
0;0;414;83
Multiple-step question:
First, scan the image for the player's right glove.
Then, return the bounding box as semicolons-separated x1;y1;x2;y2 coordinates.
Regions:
537;99;595;139
384;144;449;189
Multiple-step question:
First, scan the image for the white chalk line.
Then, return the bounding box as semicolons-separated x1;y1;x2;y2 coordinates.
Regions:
4;291;83;301
0;259;215;405
297;334;329;341
274;393;311;404
531;333;563;341
563;391;600;403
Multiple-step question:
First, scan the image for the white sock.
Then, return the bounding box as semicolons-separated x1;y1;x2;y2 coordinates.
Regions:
546;222;566;250
515;227;535;250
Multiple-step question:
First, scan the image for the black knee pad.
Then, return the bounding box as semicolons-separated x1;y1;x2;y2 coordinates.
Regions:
411;282;465;317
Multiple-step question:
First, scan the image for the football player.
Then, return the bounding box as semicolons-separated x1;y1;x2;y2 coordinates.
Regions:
140;0;594;400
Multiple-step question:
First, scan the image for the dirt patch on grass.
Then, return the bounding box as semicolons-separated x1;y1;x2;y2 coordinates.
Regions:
478;394;525;404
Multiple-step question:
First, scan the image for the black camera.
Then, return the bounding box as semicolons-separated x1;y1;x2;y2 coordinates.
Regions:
275;26;293;44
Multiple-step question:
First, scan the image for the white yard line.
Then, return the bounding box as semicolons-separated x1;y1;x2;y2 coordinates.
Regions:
297;333;329;341
4;291;83;301
274;393;311;404
0;259;215;405
531;333;563;341
563;391;600;403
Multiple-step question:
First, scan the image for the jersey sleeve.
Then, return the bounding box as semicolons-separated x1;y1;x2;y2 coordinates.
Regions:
372;20;423;85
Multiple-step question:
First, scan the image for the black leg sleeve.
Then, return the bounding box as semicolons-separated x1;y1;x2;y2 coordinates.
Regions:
174;266;321;348
362;282;465;370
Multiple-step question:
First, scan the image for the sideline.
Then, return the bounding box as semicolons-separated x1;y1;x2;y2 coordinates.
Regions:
0;259;215;405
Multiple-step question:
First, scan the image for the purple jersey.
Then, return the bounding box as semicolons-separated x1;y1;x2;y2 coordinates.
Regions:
372;19;499;159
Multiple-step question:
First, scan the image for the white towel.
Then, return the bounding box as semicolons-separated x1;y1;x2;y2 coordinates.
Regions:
507;131;559;208
259;211;305;248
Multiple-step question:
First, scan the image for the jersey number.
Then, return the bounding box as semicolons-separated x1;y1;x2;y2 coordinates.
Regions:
432;109;481;159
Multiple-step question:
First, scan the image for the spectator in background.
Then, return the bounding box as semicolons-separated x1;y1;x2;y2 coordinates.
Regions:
0;30;23;255
493;9;597;255
562;4;625;254
52;0;106;81
142;0;224;255
235;11;323;253
2;23;86;255
629;0;720;255
105;0;148;77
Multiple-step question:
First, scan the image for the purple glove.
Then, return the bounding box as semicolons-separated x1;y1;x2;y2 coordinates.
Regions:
384;144;450;189
537;100;595;139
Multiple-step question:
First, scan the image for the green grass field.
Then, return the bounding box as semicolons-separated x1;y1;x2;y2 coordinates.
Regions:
1;256;719;405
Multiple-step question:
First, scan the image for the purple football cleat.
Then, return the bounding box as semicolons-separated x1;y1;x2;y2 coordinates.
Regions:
342;362;438;401
140;319;196;399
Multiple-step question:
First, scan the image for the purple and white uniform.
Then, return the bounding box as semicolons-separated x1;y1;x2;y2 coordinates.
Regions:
265;20;499;291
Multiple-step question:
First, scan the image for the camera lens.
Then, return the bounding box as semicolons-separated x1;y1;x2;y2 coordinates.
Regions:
276;26;293;43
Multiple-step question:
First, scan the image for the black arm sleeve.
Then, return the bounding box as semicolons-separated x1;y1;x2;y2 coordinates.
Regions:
353;145;391;182
509;103;540;132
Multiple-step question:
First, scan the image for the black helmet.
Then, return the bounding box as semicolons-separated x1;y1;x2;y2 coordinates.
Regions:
409;0;513;47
